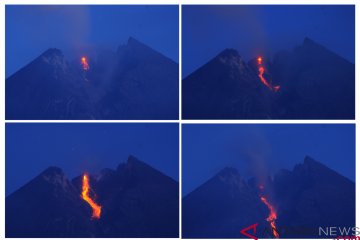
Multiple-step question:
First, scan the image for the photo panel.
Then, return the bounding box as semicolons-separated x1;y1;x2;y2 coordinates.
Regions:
6;123;179;237
182;5;355;120
182;124;355;238
6;5;179;120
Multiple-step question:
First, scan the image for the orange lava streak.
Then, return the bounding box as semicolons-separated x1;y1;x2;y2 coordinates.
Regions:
257;56;280;92
258;67;273;90
82;174;101;219
81;57;90;71
260;196;279;238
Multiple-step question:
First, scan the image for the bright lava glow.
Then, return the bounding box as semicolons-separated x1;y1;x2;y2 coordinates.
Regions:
260;195;279;238
257;56;280;92
82;174;101;219
81;57;90;71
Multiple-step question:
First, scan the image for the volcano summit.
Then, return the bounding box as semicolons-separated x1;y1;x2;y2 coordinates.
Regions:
182;156;355;238
6;37;179;120
182;38;354;120
6;155;179;238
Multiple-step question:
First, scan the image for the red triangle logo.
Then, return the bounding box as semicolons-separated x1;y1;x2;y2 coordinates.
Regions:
240;223;258;240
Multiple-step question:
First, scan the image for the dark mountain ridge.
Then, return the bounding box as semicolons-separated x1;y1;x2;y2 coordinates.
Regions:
6;155;179;237
6;37;179;120
182;37;354;119
182;156;355;238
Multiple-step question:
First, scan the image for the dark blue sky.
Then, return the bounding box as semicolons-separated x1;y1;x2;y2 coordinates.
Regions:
6;123;179;196
182;124;355;195
6;5;179;78
182;5;355;77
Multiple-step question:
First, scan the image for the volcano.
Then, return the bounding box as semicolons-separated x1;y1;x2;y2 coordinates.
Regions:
6;37;179;120
182;156;355;238
182;38;354;119
6;155;179;237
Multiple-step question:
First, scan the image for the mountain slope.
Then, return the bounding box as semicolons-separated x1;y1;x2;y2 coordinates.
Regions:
99;37;179;120
182;49;273;119
6;167;95;237
183;167;268;238
271;38;355;119
6;49;93;120
182;38;354;119
6;156;179;237
182;156;355;238
6;37;179;120
274;156;355;237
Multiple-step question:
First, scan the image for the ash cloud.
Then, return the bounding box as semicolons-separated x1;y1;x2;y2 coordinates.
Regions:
227;126;275;184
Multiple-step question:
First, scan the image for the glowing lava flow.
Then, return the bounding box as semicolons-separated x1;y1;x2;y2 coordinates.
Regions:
82;174;101;219
256;57;280;92
81;57;90;71
260;195;279;238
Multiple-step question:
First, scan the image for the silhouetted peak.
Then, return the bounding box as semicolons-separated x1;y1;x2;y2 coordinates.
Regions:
116;36;173;64
124;37;155;54
39;166;73;189
41;48;63;58
39;48;67;67
217;48;240;59
127;36;143;46
114;155;177;184
126;155;150;168
41;166;64;177
301;37;327;52
217;167;239;176
302;155;329;169
303;37;316;46
216;167;241;179
128;154;140;162
214;48;249;70
116;155;151;172
292;155;333;177
300;37;355;64
302;155;332;171
304;155;318;165
215;167;246;187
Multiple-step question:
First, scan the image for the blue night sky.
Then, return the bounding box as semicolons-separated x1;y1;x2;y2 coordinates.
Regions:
182;5;355;77
6;5;179;78
182;124;355;195
6;123;179;196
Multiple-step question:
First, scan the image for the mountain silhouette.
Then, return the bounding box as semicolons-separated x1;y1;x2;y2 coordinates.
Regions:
182;156;355;238
6;155;179;237
6;37;179;120
182;38;354;119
